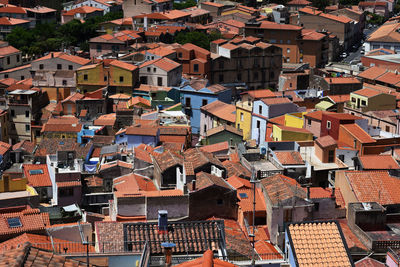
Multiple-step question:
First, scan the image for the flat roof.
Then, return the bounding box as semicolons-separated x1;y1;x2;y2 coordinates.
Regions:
364;54;400;64
9;89;36;95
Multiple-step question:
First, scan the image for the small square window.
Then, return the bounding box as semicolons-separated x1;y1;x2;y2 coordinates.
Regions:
83;74;88;81
153;68;156;72
57;64;62;70
119;76;124;82
25;124;30;132
25;110;29;118
202;99;208;106
217;199;223;205
39;64;44;70
62;80;67;86
147;67;150;72
327;121;331;129
68;65;73;70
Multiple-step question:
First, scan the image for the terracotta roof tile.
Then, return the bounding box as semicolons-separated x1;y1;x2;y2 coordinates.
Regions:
206;124;243;137
140;57;180;72
113;173;156;197
274;151;304;165
261;97;291;105
99;160;132;171
63;5;103;16
109;60;138;71
287;221;352;266
242;89;275;99
202;1;224;7
316;135;337;148
33;52;90;66
340;124;376;143
184;147;224;171
12;140;35;154
345;170;400;205
175;250;236;267
23;164;51;188
287;0;311;5
237;188;266;212
359;155;400;170
201;100;236;123
376;71;400;85
0;17;29;25
154;150;183;172
57;181;81;188
0;141;11;155
325;77;361;84
0;207;50;237
338;219;367;251
200;141;229;153
260;174;306;205
226;175;251;189
358;66;387;80
94;113;116;126
320;12;352;23
222;161;251;178
194;171;232;190
85;176;103;187
125;125;159;136
355;256;385;267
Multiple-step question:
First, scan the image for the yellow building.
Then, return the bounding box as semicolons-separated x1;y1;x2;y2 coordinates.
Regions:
273;124;313;141
284;112;307;129
235;100;253;140
76;60;139;94
0;173;27;192
98;18;133;35
348;88;396;112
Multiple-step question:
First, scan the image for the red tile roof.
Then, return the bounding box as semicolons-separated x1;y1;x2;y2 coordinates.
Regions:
338;219;367;251
359;155;400;170
202;1;224;7
344;170;400;205
237;188;266;212
33;52;90;66
274;151;304;165
94;113;116;126
309;187;333;199
0;141;11;155
0;45;19;56
126;125;159;136
23;164;51;188
226;175;251;189
140;57;181;72
114;173;156;197
0;17;29;26
0;233;95;253
261;97;291;105
316;135;337;148
200;141;229;153
260;174;306;205
0;207;50;236
0;6;26;14
201;100;236;123
175;250;235;267
242;89;275;99
287;0;311;5
325;77;361;84
99;160;132;171
110;60;138;71
353;88;382;97
57;181;81;188
319;12;352;23
355;257;385;267
195;172;232;191
63;5;103;16
340;124;376;143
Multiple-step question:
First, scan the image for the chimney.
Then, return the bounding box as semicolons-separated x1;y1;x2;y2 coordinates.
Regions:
306;185;310;200
192;179;196;190
158;210;168;234
51;52;54;58
161;242;176;267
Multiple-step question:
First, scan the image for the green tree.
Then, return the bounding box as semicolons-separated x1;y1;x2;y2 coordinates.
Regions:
173;0;196;10
310;0;330;10
175;31;222;50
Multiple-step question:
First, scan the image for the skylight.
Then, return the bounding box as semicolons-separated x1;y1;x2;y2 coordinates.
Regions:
7;217;22;228
29;169;44;175
239;192;248;199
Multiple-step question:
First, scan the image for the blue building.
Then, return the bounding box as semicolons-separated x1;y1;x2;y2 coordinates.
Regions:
115;126;160;149
77;125;104;144
177;82;232;134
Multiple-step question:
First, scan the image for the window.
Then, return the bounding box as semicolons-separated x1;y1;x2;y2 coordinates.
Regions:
4;74;8;78
185;97;191;107
253;71;258;80
20;76;24;80
314;202;320;211
287;48;290;54
29;169;43;175
57;64;62;70
39;64;44;70
257;120;260;128
219;74;224;82
328;150;335;163
361;100;366;106
351;97;356;102
386;126;390;132
217;199;223;205
147;67;151;72
157;77;162;86
283;208;292;222
25;110;29;118
83;74;88;81
259;106;262;114
270;71;275;79
7;218;22;228
96;44;102;52
153;68;156;72
237;73;241;81
68;65;73;70
202;99;208;106
289;83;292;88
326;121;331;129
178;52;182;58
307;119;311;126
193;64;199;72
25;124;30;132
241;113;244;121
10;109;14;117
16;55;19;62
119;76;124;82
204;124;207;133
6;57;10;65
